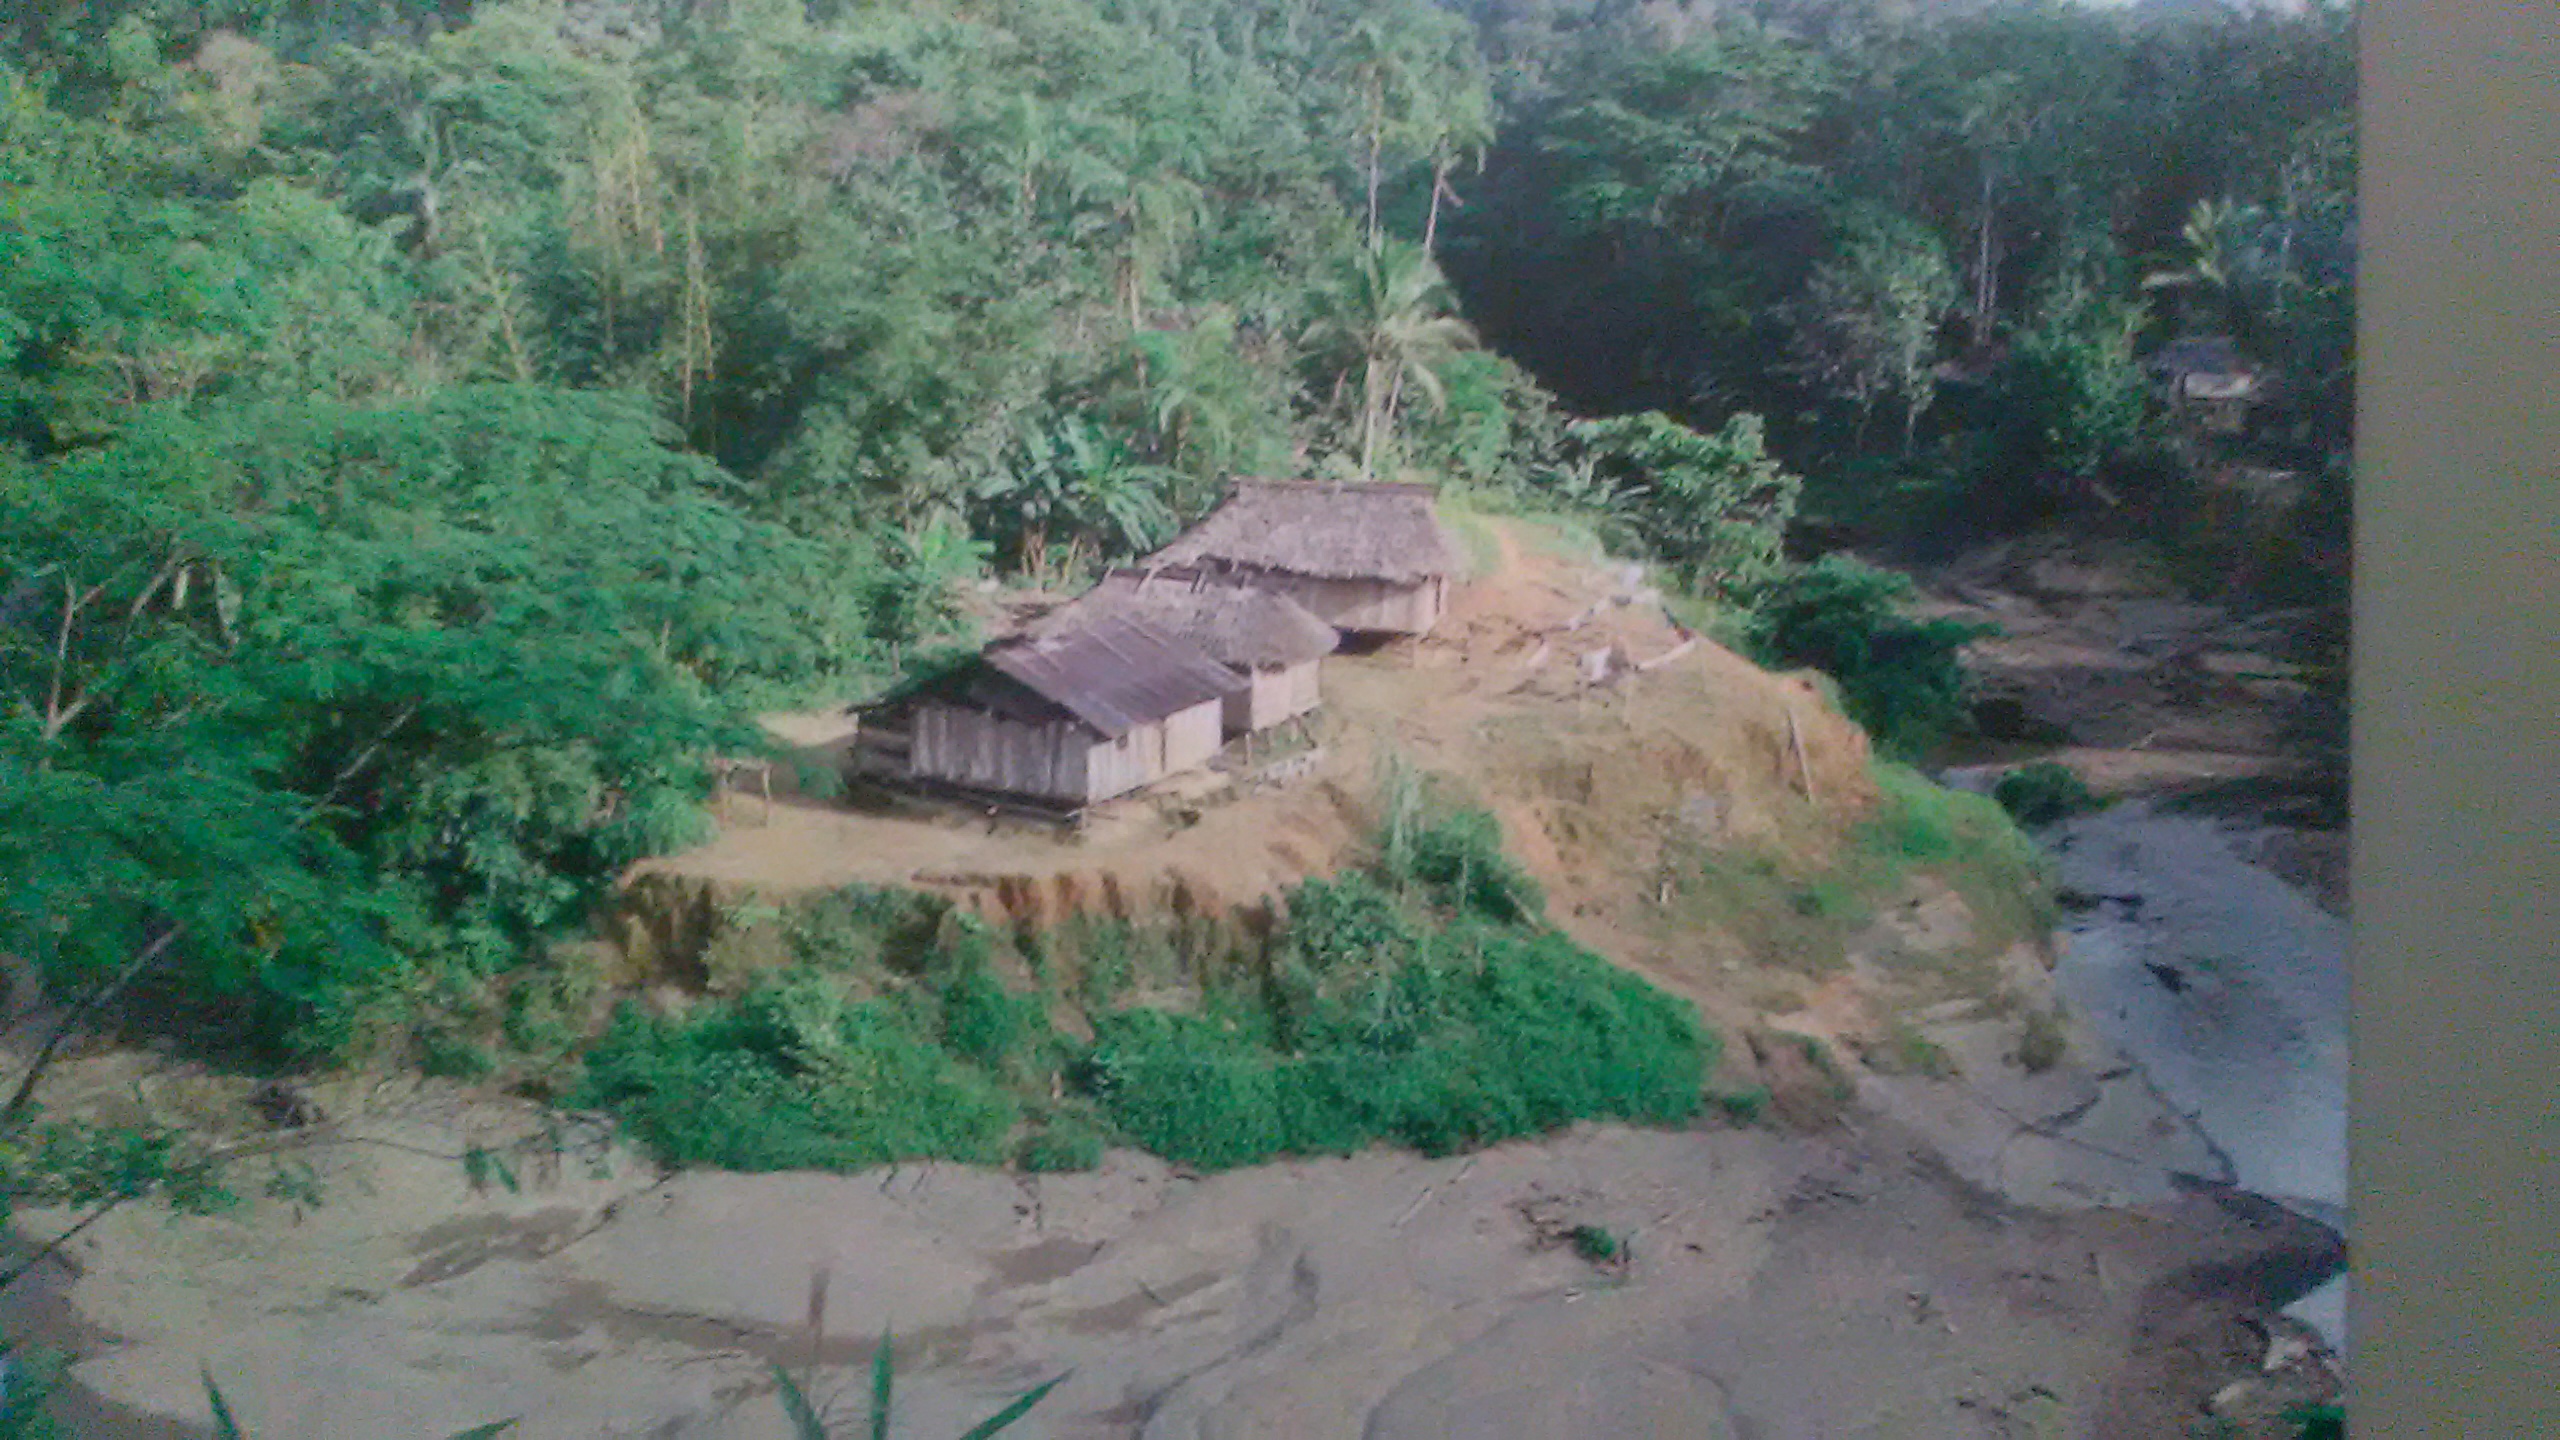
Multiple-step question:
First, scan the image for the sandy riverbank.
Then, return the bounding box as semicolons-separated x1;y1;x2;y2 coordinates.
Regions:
1;1079;2340;1439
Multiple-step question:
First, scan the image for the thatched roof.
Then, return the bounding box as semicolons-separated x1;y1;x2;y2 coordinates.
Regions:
1036;568;1340;669
1146;480;1460;584
920;614;1242;738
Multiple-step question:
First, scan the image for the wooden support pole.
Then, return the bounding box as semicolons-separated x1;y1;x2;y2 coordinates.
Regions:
1786;704;1818;805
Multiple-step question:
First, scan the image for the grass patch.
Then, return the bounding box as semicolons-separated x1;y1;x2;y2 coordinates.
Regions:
1085;899;1708;1170
1992;761;2103;827
1870;1019;1958;1079
1442;509;1507;580
1796;1032;1854;1097
1664;761;2054;979
1708;1086;1771;1125
1661;589;1762;655
1015;1115;1108;1173
571;975;1020;1171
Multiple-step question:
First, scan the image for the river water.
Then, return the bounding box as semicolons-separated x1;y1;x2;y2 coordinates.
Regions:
2040;800;2351;1348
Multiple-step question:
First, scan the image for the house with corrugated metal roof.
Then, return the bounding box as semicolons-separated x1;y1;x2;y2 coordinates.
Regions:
1031;567;1339;735
902;613;1243;805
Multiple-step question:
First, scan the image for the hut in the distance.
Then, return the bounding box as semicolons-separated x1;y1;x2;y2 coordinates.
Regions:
903;614;1241;806
2146;335;2263;435
1144;480;1460;637
1036;567;1338;734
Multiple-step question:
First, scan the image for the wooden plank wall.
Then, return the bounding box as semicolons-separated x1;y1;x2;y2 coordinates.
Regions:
1160;699;1224;776
1270;575;1439;636
1234;661;1322;731
1084;722;1157;802
910;703;1091;802
910;695;1229;803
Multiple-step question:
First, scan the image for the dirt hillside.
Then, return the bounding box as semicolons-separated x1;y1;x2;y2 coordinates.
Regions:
0;520;2345;1438
633;518;1876;1012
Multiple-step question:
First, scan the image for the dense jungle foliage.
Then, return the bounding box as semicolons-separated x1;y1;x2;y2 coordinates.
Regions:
0;0;2351;1189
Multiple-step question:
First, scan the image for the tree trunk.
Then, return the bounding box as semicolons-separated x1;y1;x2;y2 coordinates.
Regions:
1366;123;1384;250
1383;365;1408;466
1359;356;1387;480
1422;158;1450;257
1972;164;1999;349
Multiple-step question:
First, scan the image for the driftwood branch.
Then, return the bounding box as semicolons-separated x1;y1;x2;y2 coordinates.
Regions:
311;703;423;816
2;925;180;1124
0;1194;129;1293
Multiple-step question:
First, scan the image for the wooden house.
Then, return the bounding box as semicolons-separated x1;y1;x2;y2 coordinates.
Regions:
1144;480;1461;638
1034;567;1339;735
903;614;1242;806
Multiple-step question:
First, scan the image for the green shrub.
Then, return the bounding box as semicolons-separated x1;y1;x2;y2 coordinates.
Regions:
785;885;951;975
1015;1121;1108;1173
937;958;1037;1075
569;774;1714;1181
501;952;601;1059
1402;805;1546;924
1371;768;1543;923
1741;556;1996;760
1283;873;1424;981
1993;762;2102;827
1052;916;1190;1010
418;1031;498;1082
1;1339;67;1439
1876;1020;1957;1079
1564;412;1802;598
1085;910;1709;1171
2284;1404;2344;1440
1568;1224;1624;1264
574;977;1017;1172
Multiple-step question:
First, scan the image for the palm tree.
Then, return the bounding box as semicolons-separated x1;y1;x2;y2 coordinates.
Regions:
1412;37;1495;259
1340;15;1417;250
1304;241;1477;480
1061;113;1206;333
1119;310;1275;484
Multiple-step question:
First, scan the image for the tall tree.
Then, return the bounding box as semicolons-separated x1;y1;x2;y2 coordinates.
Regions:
1787;207;1958;452
1305;240;1478;480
